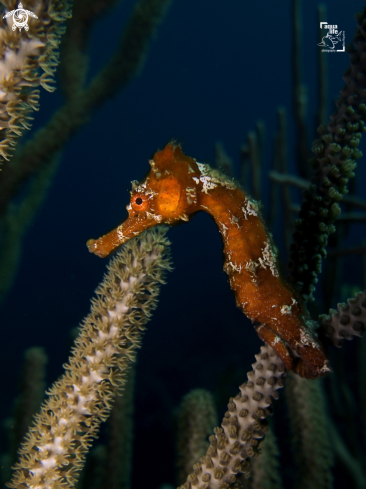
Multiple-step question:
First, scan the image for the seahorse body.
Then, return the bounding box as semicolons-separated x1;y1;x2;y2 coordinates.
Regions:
87;143;330;379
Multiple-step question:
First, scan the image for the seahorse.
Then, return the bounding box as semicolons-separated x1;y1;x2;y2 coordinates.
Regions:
87;142;330;379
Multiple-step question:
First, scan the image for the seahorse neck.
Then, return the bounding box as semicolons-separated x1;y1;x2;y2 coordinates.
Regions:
193;166;266;277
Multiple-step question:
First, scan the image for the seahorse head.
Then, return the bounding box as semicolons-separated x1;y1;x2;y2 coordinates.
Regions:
128;142;201;224
87;142;201;257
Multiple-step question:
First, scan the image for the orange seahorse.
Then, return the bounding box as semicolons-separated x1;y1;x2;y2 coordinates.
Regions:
87;142;330;379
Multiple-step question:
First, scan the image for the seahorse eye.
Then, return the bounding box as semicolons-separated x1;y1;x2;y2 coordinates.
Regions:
131;194;149;212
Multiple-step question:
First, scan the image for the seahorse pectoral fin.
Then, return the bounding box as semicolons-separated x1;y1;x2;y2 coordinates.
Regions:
87;214;155;258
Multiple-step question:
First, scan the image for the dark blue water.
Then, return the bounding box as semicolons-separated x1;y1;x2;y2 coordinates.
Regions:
1;0;365;487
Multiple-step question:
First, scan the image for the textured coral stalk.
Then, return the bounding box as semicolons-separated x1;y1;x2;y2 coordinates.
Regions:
288;7;366;301
179;345;286;489
319;290;366;347
8;227;171;489
0;0;172;216
249;426;282;489
285;373;333;489
0;0;72;164
176;389;218;485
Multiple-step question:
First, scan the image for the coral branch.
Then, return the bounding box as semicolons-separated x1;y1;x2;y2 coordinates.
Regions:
178;345;286;489
176;389;218;486
0;0;72;166
0;0;171;216
8;227;172;489
285;373;333;489
288;7;366;301
319;290;366;347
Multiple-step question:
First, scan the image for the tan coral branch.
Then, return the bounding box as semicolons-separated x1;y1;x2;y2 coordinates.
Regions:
8;227;172;489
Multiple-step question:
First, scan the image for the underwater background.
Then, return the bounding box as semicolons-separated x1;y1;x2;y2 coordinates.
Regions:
0;0;366;487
